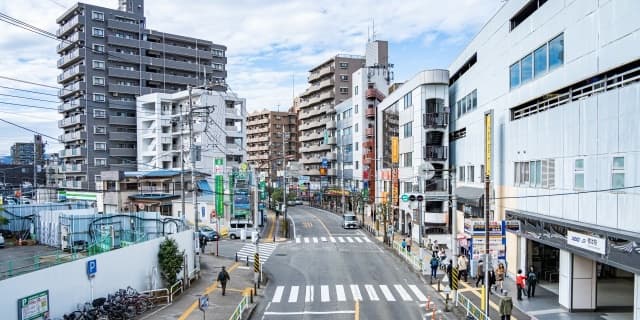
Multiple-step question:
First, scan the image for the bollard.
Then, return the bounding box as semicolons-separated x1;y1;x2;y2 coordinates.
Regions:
445;293;450;312
254;283;257;295
426;296;431;312
235;253;238;262
250;289;254;303
437;279;441;292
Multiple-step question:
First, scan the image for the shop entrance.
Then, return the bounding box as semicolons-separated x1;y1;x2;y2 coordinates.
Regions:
596;263;634;311
529;241;560;286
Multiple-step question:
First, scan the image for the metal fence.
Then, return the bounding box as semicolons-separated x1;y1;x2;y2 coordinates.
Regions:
456;290;490;320
228;295;249;320
0;251;79;280
393;241;425;273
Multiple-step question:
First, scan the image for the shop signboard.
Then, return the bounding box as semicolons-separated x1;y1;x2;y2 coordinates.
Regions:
214;158;225;217
18;290;49;320
567;230;606;255
469;236;505;261
464;220;502;236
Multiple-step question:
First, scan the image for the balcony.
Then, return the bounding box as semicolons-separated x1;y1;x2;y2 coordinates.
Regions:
424;178;449;193
58;114;86;128
57;32;84;53
59;147;86;158
366;107;376;119
326;120;336;130
424;212;447;224
109;116;136;126
60;180;87;190
58;81;84;99
326;152;337;161
423;145;448;162
106;19;140;33
366;88;385;101
57;64;85;84
307;91;335;106
301;156;322;164
60;163;85;173
327;137;337;145
299;119;326;131
57;48;84;68
303;78;335;97
366;127;374;137
423;112;449;129
108;67;140;79
362;140;375;149
327;168;337;176
110;148;137;157
301;168;320;176
300;132;323;142
56;15;82;38
106;36;139;48
58;99;85;112
59;130;86;142
109;132;137;141
308;64;335;82
108;84;140;95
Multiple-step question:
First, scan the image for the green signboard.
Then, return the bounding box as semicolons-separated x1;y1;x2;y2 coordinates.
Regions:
58;191;97;201
18;290;49;320
214;158;225;218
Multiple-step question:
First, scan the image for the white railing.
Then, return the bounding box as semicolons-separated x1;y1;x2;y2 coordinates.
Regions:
393;241;424;273
228;295;249;320
456;290;490;320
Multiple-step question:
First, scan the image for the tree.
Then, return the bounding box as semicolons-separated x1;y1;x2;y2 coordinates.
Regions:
158;237;184;285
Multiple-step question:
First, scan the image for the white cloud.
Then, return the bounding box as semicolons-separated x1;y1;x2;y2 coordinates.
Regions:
0;0;501;153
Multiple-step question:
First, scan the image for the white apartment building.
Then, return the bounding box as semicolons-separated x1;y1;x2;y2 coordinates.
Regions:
376;70;451;246
136;89;246;174
449;0;640;315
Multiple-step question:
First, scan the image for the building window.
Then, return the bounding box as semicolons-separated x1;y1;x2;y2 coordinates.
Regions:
355;142;358;151
403;182;412;193
339;87;348;94
93;109;106;118
92;44;105;53
339;62;348;69
402;152;412;167
459;167;465;181
92;27;105;37
212;49;225;57
402;122;412;138
510;62;520;88
94;126;106;134
529;160;542;187
91;11;105;21
95;158;107;166
93;76;105;86
403;93;412;109
92;60;105;70
521;53;533;84
354;123;358;133
510;0;548;31
469;166;475;183
354;104;359;114
93;93;106;102
574;159;584;190
94;142;107;151
548;33;564;70
340;75;348;81
612;156;624;189
355;161;359;170
534;44;547;77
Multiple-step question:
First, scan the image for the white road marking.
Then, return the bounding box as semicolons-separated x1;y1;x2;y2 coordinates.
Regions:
354;237;363;243
350;285;362;301
304;237;310;243
313;237;319;243
408;285;427;302
379;285;395;301
288;286;299;303
295;238;301;244
272;286;285;303
363;237;372;243
346;237;354;243
305;285;314;302
264;311;355;315
394;284;413;301
330;237;336;242
364;284;379;301
321;285;330;302
335;285;346;302
338;237;345;243
321;237;327;242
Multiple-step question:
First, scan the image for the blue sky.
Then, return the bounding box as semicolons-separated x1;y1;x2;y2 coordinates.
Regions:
0;0;503;154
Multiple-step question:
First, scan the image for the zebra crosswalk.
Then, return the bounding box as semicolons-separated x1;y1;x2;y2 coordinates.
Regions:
270;284;428;304
235;242;277;264
293;236;372;244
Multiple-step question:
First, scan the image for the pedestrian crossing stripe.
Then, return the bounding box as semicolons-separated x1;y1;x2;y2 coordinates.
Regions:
270;284;428;303
235;243;277;264
293;236;372;244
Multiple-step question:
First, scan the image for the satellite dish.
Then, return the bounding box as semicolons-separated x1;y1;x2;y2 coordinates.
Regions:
419;162;436;180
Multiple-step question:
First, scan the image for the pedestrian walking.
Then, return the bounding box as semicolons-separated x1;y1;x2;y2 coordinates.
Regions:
438;248;447;271
217;266;231;296
401;238;407;251
516;269;527;300
457;255;468;282
496;263;506;293
489;269;496;294
447;259;453;288
499;291;513;320
475;259;485;287
199;235;207;254
527;266;538;297
430;253;439;278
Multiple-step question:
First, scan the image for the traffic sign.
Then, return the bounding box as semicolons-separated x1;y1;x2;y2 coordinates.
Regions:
321;158;328;168
199;294;209;311
87;259;97;277
416;194;424;202
401;194;409;202
409;194;416;201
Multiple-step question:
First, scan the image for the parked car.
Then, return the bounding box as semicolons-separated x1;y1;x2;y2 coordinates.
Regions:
295;199;303;205
286;200;296;206
228;220;254;240
198;227;220;241
0;234;5;248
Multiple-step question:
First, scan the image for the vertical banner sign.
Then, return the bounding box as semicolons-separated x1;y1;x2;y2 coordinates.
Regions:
214;158;225;218
391;137;399;164
484;111;493;177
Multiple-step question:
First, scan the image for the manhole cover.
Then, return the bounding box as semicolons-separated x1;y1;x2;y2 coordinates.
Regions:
275;253;287;256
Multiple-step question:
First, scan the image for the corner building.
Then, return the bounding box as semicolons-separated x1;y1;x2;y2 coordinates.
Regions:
449;0;640;314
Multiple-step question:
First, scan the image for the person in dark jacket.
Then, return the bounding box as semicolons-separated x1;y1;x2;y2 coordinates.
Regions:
217;266;231;295
446;259;453;288
429;253;439;278
527;266;538;297
488;269;496;294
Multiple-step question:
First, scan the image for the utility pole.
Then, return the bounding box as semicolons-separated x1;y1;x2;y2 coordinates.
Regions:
450;169;458;256
484;173;490;314
418;173;423;248
180;104;185;219
188;86;198;235
340;133;345;215
33;135;37;202
282;120;287;226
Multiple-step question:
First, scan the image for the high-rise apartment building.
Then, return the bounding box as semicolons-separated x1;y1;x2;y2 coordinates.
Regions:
246;110;298;183
10;136;44;165
298;54;365;190
449;0;640;315
55;0;227;190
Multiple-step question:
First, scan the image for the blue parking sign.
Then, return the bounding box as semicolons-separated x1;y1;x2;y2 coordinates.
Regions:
87;259;97;277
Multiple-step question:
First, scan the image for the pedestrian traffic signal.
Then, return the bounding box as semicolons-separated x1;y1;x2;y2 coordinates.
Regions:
400;193;425;202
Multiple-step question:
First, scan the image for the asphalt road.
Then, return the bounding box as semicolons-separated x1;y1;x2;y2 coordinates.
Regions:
255;205;433;320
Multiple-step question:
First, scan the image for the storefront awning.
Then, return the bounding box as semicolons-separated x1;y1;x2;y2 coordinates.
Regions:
197;180;213;194
455;186;484;207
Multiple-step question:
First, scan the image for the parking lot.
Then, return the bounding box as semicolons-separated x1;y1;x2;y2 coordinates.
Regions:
0;244;75;279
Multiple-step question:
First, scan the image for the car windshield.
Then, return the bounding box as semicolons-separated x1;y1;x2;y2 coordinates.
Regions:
344;216;356;221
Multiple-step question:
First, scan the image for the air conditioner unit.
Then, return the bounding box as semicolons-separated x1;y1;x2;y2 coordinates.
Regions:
113;92;119;97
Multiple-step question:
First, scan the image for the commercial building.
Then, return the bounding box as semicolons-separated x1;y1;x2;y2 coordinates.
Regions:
335;98;354;193
298;54;365;189
246;110;298;184
10;136;44;165
376;70;451;245
55;0;227;190
449;0;640;315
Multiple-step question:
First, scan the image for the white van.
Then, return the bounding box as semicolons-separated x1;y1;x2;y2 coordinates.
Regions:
342;213;358;229
228;220;255;239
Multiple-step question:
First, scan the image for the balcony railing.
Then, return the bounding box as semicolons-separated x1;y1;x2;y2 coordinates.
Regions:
423;112;449;129
423;145;448;161
56;15;81;37
424;178;448;192
366;107;376;118
57;48;84;68
58;114;86;128
366;127;374;137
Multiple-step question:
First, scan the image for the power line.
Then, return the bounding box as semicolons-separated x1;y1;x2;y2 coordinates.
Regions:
0;76;60;91
46;0;67;9
0;85;59;97
0;93;60;103
0;101;57;111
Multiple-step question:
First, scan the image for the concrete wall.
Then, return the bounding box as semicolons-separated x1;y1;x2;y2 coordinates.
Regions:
0;230;196;320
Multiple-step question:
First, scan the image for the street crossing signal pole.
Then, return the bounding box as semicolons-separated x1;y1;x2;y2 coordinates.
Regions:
484;173;490;314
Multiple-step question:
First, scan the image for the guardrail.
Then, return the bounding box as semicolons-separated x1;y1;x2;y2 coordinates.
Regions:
456;290;489;320
228;295;249;320
0;251;80;280
169;280;183;302
140;288;170;306
393;242;425;273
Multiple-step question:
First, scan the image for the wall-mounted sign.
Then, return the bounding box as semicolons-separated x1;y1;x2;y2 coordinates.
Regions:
18;290;49;320
86;259;97;277
567;230;606;255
